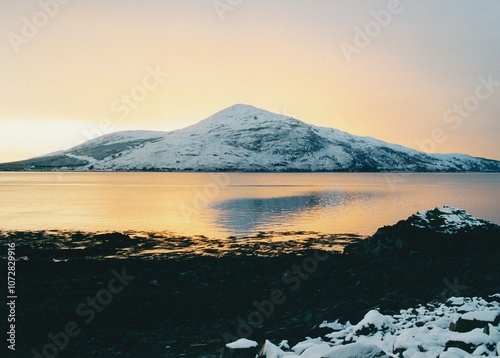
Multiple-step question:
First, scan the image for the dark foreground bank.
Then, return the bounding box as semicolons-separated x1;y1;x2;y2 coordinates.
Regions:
1;230;499;358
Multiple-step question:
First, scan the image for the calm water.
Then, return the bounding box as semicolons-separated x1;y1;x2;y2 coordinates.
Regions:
0;172;498;237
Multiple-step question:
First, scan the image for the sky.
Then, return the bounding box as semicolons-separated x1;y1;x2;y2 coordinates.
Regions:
0;0;499;163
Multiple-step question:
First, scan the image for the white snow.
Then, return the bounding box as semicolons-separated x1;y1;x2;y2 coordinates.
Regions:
410;206;492;233
448;328;495;346
278;340;290;349
13;104;500;172
298;341;335;357
348;309;396;338
448;297;466;306
261;340;301;357
261;294;500;357
65;153;98;164
320;319;349;331
461;310;500;322
225;338;258;349
322;343;385;358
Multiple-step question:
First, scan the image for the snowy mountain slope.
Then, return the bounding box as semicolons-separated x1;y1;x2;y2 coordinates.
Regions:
1;104;499;172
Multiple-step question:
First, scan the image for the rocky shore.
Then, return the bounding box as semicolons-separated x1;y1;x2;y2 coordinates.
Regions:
241;294;500;357
2;207;499;357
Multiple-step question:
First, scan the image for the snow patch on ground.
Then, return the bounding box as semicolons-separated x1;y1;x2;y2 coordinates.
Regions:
65;153;97;164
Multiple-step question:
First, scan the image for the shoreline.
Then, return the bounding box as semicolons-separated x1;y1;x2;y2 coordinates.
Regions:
3;229;499;357
1;230;365;261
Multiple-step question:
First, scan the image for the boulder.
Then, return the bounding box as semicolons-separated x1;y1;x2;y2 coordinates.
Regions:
451;310;500;332
444;328;496;354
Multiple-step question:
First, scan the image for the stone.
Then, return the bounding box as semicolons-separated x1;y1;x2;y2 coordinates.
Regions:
344;207;500;258
444;340;476;354
179;270;199;283
451;311;500;332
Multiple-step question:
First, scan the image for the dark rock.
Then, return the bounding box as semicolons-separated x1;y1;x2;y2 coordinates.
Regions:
307;324;334;339
180;270;199;283
303;312;313;323
123;336;143;351
220;343;259;358
197;282;210;290
451;312;500;332
485;294;500;304
444;340;476;354
93;232;133;248
344;207;500;258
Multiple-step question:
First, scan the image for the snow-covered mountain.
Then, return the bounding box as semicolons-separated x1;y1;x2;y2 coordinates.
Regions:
1;104;499;172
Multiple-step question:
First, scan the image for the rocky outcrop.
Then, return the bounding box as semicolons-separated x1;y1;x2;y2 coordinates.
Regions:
344;206;500;257
228;207;500;357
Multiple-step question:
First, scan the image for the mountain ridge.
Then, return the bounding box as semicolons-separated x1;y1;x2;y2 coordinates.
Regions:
1;104;499;172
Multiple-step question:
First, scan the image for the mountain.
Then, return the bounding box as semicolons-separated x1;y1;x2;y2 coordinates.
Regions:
1;104;499;172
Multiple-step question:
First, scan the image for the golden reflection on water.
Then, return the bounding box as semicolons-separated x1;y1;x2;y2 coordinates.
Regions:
0;172;498;238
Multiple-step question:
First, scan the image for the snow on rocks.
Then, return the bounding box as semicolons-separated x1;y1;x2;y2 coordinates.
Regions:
410;206;492;234
248;294;500;357
453;308;500;333
220;338;259;357
322;343;386;358
346;309;396;340
226;338;258;349
344;206;500;257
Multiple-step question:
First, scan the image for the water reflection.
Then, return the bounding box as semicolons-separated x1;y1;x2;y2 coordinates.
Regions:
212;191;367;236
1;173;498;237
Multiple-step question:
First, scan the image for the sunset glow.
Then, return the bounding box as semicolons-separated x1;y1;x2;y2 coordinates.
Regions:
1;0;499;162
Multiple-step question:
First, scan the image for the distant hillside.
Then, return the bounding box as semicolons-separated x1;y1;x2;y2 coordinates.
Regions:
1;104;499;172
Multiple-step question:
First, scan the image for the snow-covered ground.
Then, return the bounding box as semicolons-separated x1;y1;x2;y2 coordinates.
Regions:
231;294;500;357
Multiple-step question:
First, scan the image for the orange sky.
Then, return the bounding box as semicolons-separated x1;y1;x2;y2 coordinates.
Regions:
0;0;499;162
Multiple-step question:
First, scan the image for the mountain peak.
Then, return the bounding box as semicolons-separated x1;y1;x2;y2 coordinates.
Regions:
207;104;289;122
190;104;297;134
1;104;499;172
224;103;260;112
